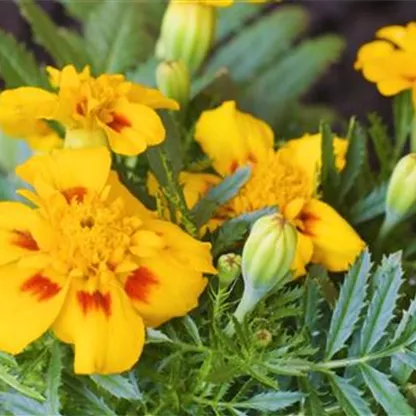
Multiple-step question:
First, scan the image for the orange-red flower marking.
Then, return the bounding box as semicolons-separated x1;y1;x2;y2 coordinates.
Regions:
77;291;112;317
125;267;159;303
108;113;131;133
62;187;88;204
12;230;39;251
21;274;61;301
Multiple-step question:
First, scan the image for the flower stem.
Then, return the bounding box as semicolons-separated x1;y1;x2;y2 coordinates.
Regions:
411;116;416;153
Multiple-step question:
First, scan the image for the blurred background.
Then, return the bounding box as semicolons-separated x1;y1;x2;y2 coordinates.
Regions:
0;0;415;124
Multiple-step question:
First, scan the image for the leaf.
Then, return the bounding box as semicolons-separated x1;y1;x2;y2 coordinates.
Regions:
45;342;62;416
85;0;153;73
182;316;202;345
57;0;100;21
242;35;345;124
360;364;413;416
127;57;158;86
90;374;139;400
206;6;308;83
300;379;327;416
325;250;371;359
192;166;252;228
320;122;341;205
234;391;304;412
328;374;372;416
0;393;45;416
393;90;414;159
360;252;403;354
146;328;173;344
0;29;47;88
212;207;276;257
349;183;387;225
19;0;90;69
0;364;44;401
393;298;416;343
394;350;416;370
338;119;367;202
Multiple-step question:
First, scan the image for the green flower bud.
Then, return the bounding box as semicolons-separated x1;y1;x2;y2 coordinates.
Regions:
255;329;272;347
226;214;297;333
385;153;416;227
156;61;190;110
156;1;216;73
217;253;241;288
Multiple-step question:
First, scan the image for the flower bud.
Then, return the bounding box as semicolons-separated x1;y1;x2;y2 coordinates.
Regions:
227;214;297;331
156;1;216;73
217;253;241;288
386;153;416;225
255;329;272;347
156;61;190;110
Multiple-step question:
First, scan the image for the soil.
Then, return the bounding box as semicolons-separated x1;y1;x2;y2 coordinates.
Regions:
1;0;416;124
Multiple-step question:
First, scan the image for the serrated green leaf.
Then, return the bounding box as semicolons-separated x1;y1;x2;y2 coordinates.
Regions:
0;29;47;88
207;6;308;83
0;364;44;401
320;122;341;205
360;252;403;354
216;3;262;42
242;35;345;124
393;90;414;159
360;363;413;416
302;385;327;416
325;250;371;359
91;374;139;401
182;316;202;345
0;352;17;368
303;274;323;337
57;0;101;21
339;119;367;202
19;0;90;69
212;207;276;257
146;328;173;344
393;298;416;343
328;374;372;416
349;183;387;225
192;166;252;228
394;350;416;370
45;342;62;416
234;391;304;412
85;0;153;73
0;393;45;416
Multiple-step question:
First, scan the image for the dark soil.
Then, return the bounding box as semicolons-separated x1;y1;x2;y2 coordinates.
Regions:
1;0;416;124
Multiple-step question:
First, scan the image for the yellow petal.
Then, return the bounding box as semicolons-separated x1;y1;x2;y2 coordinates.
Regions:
281;133;348;188
376;23;416;52
301;199;365;272
195;101;274;176
16;147;111;200
104;101;165;156
378;77;412;96
127;84;179;110
179;171;221;208
291;231;313;278
53;281;145;374
124;259;207;328
354;41;394;70
0;265;67;354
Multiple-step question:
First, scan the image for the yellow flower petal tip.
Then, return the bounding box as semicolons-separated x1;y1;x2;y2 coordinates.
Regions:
0;147;214;374
0;65;178;156
355;22;416;107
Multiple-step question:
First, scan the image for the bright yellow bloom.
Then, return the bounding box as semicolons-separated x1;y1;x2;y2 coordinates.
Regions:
189;101;364;276
0;65;179;156
0;147;214;374
355;22;416;108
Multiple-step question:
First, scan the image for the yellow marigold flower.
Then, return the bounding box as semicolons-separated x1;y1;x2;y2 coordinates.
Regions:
191;101;365;277
0;147;214;374
355;22;416;108
0;65;179;156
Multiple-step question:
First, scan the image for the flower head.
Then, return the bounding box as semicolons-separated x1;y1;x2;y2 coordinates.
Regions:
186;101;365;276
0;65;179;155
355;22;416;108
0;147;214;374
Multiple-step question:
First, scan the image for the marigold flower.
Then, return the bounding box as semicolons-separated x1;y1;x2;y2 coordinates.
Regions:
0;147;215;374
355;22;416;108
0;65;179;156
181;101;364;277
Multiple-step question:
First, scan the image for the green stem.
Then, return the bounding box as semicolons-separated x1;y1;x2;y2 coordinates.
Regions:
411;116;416;153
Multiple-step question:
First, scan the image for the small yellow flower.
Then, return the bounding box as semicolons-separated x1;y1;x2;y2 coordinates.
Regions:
0;147;214;374
355;22;416;108
185;101;364;277
0;65;179;156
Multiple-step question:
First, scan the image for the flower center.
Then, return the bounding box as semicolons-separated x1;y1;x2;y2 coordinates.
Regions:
50;191;142;278
220;151;313;217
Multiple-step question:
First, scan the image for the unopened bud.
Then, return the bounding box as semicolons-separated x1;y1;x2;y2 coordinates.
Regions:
217;253;241;288
255;329;272;347
156;1;217;73
156;61;190;110
227;214;297;332
386;153;416;226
